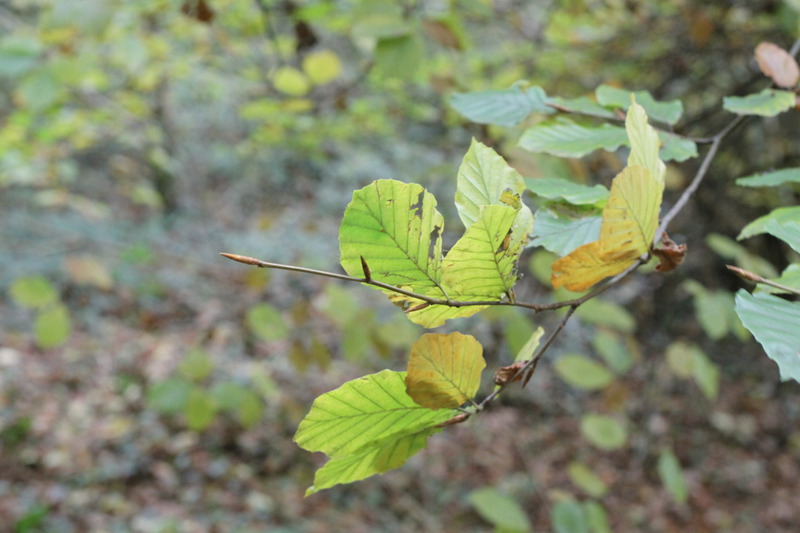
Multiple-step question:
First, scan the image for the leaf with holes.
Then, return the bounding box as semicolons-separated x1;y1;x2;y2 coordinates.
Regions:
405;333;485;409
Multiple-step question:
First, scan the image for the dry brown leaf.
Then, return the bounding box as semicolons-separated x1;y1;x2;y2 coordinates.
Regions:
493;361;527;386
63;255;114;290
755;42;800;88
653;233;687;272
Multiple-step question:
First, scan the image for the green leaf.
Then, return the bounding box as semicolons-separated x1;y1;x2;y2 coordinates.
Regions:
35;304;71;349
531;209;602;256
147;378;192;415
405;333;486;409
736;168;800;187
763;220;800;254
738;206;800;240
184;387;218;431
554;354;615;391
10;276;58;308
735;290;800;382
373;35;423;79
455;139;528;225
723;89;796;117
595;85;684;125
294;370;455;458
449;85;555;126
692;347;720;401
0;36;41;78
302;49;342;85
657;448;688;504
210;382;263;427
548;95;618;118
568;461;608;497
592;330;634;374
575;298;635;333
525;178;609;206
515;326;545;363
583;501;612;533
455;139;533;246
552;499;589;533
18;68;63;112
246;303;289;342
179;348;214;382
306;427;438;495
658;131;698;163
519;118;628;158
683;280;734;340
272;66;311;96
580;414;627;450
469;487;532;532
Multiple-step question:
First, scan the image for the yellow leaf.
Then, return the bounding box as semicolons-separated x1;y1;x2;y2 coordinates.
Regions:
405;333;485;409
552;166;661;291
551;97;666;292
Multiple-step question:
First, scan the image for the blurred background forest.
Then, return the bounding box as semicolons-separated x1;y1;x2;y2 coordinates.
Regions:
1;0;799;531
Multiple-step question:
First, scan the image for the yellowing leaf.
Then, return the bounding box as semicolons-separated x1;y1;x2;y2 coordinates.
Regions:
405;332;486;408
551;166;660;291
551;98;665;292
626;98;665;184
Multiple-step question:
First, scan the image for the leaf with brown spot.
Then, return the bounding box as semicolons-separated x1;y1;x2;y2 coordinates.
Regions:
755;42;800;89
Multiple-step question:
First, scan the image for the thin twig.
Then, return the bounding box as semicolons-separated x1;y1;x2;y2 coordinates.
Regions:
219;253;546;311
477;305;578;409
655;114;745;241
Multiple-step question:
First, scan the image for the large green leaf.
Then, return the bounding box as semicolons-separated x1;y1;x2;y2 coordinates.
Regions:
454;139;533;245
449;85;554;126
294;370;454;458
735;291;800;382
525;177;608;207
552;500;589;533
340;179;445;297
531;209;602;256
736;168;800;187
518;118;628;158
405;333;485;409
306;427;438;495
723;89;796;117
580;414;627;450
763;220;800;254
554;354;614;390
595;85;684;125
738;206;800;240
